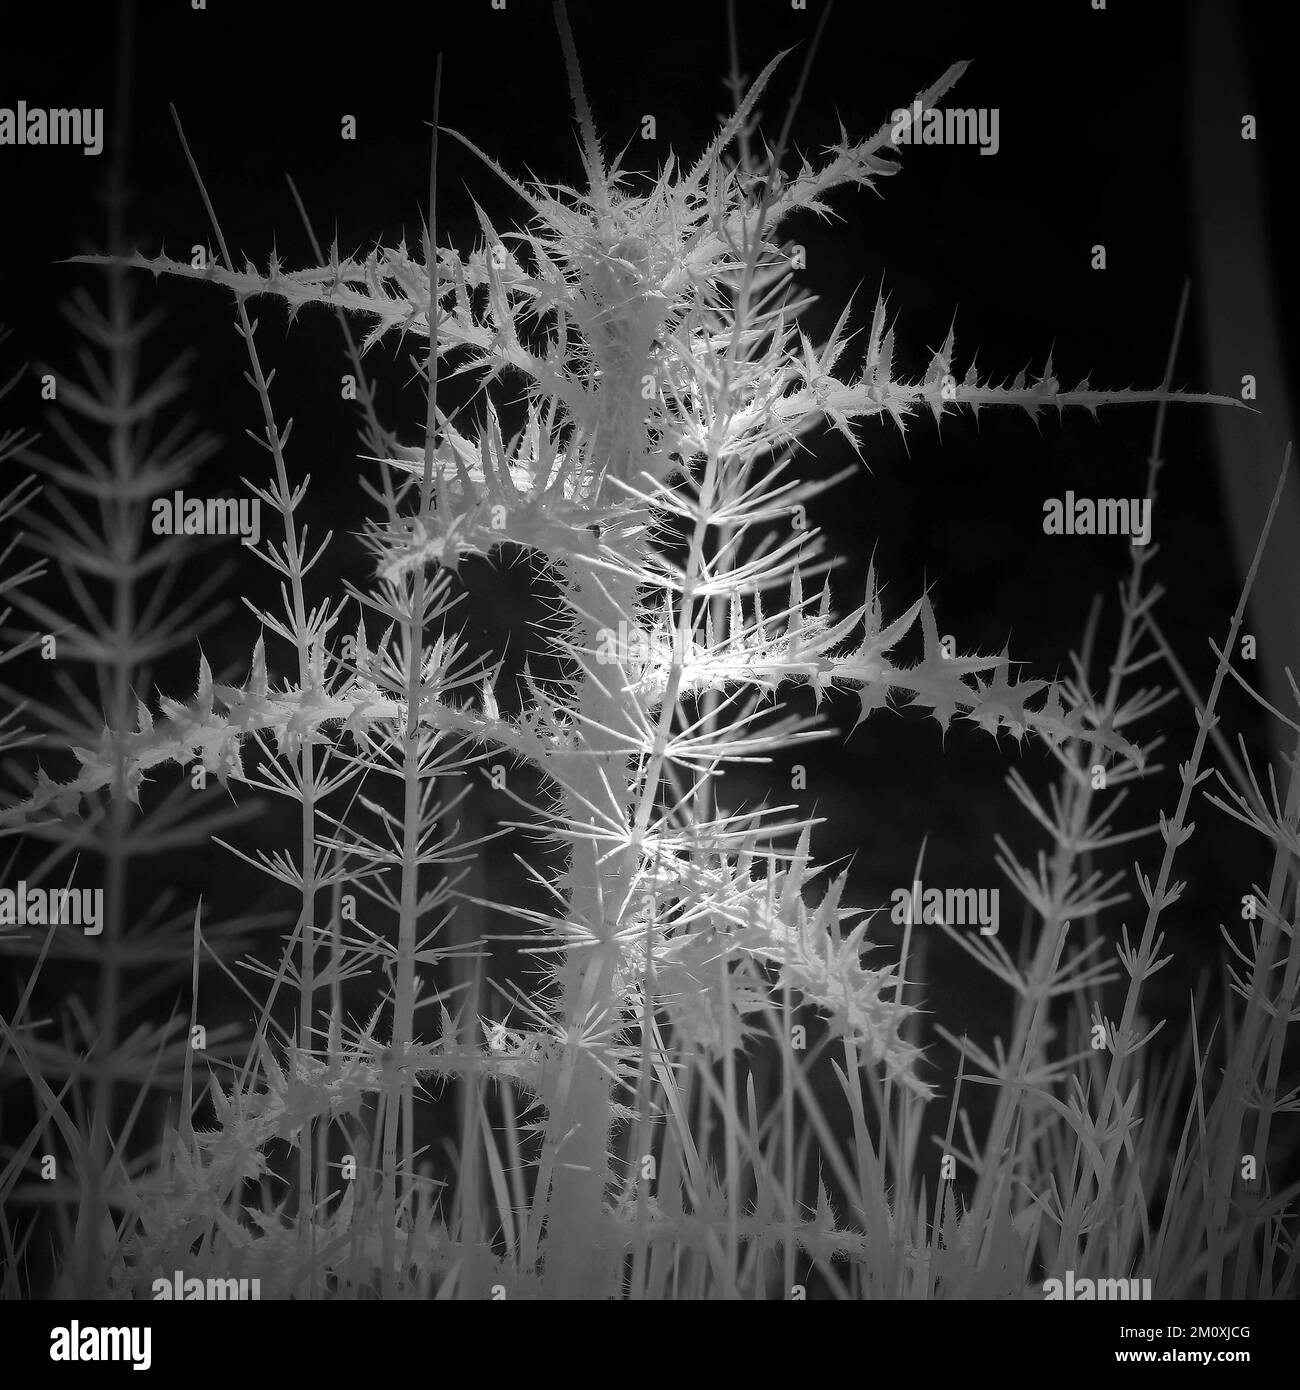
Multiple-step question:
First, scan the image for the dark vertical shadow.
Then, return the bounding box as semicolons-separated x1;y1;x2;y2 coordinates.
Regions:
1188;0;1298;767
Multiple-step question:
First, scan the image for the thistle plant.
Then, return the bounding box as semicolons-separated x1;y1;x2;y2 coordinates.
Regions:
1;0;1293;1305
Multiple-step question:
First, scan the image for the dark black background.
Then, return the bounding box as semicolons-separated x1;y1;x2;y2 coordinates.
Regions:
0;1;1295;1125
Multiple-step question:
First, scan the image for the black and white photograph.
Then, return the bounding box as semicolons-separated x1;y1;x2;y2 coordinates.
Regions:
0;0;1295;1357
